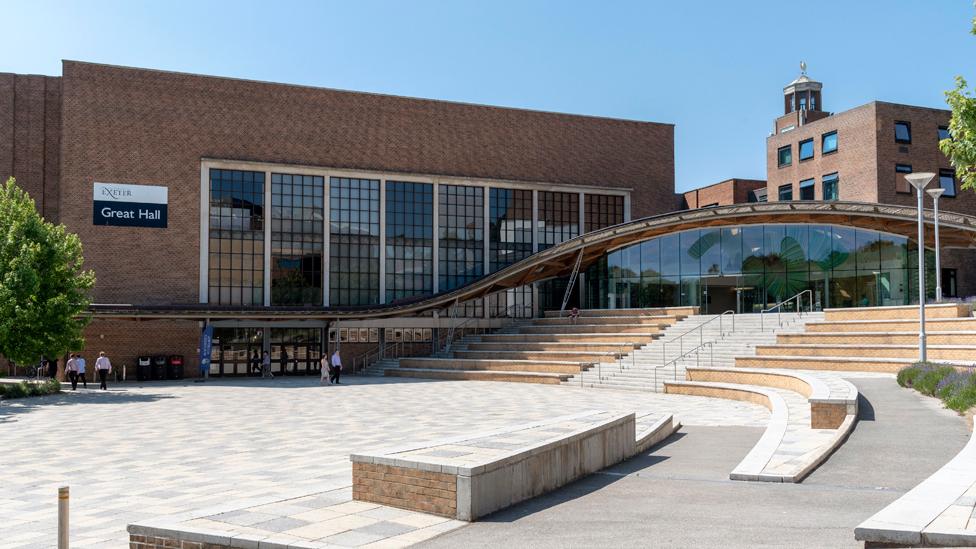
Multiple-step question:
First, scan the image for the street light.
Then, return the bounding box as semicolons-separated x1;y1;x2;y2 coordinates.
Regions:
926;187;946;302
906;172;935;362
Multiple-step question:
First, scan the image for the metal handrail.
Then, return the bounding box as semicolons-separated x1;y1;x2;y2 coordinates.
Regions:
759;289;813;330
654;341;714;391
661;310;735;364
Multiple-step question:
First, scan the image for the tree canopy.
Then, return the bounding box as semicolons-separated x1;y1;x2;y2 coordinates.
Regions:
939;10;976;191
0;177;95;365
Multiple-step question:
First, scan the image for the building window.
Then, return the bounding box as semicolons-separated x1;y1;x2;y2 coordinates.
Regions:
822;131;838;154
799;179;815;200
777;145;792;167
208;169;265;305
489;188;533;273
330;177;380;306
438;185;484;292
585;194;624;232
939;169;957;197
538;191;579;250
895;121;912;144
822;173;839;201
778;184;793;201
895;164;913;194
749;188;768;203
799;139;814;161
271;173;323;306
938;126;951;141
386;181;433;302
942;268;957;298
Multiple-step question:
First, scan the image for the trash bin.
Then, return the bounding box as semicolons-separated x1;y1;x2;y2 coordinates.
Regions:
167;355;184;380
151;355;167;381
137;356;152;381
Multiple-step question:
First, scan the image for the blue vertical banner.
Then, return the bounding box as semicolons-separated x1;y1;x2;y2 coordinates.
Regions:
199;324;214;377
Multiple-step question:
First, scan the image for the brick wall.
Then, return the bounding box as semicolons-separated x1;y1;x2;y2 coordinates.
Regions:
0;73;61;221
56;61;674;305
683;178;766;208
130;535;222;549
79;318;200;378
352;462;457;518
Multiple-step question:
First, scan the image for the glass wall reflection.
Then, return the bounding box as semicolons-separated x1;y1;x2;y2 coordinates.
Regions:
583;224;934;312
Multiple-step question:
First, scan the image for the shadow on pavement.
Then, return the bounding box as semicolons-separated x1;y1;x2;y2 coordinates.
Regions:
0;390;175;422
857;393;876;421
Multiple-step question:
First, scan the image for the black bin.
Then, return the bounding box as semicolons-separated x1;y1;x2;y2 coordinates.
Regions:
151;355;167;380
136;356;152;381
167;355;184;380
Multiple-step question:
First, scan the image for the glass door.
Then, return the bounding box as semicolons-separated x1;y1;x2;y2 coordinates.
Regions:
211;328;264;377
270;328;324;376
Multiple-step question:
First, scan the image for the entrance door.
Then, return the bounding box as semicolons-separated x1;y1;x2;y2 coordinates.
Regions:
270;328;323;376
211;328;264;376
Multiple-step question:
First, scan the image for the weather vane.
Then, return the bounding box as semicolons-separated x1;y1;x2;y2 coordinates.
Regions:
800;61;807;75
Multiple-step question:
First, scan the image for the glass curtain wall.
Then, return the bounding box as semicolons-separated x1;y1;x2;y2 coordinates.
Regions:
271;173;324;305
583;224;932;312
386;181;434;303
538;192;581;311
585;194;625;232
488;188;534;318
329;177;380;306
208;169;265;305
438;185;484;292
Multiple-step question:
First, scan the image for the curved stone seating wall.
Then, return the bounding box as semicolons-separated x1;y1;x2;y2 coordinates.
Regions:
351;411;679;521
855;427;976;547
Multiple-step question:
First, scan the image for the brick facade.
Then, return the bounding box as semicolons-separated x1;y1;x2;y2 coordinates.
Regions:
682;178;766;208
352;461;457;518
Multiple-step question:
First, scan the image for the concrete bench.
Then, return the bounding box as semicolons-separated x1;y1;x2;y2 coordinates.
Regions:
351;410;678;521
685;367;857;429
855;428;976;547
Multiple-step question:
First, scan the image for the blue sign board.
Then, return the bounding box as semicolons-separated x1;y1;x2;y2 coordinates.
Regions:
199;324;214;376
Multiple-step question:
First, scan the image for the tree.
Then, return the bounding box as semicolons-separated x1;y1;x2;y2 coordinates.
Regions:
940;10;976;191
0;177;95;365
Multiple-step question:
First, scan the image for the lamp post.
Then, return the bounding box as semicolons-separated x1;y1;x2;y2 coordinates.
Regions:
926;187;946;302
906;172;935;362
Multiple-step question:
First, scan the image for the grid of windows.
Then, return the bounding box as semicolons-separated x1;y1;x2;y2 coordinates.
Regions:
584;194;625;232
329;177;380;306
208;169;265;305
489;188;533;273
896;164;913;194
895;121;912;143
778;184;793;201
438;185;484;291
822;131;837;154
538;191;579;250
271;174;324;306
799;178;815;200
777;145;792;167
823;173;839;201
386;181;433;302
799;138;814;160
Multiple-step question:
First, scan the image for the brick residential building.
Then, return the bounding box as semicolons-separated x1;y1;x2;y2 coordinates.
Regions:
681;178;767;209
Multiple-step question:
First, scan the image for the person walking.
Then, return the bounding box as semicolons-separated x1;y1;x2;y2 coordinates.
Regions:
261;350;273;378
320;352;330;385
65;354;79;390
280;347;289;376
250;349;261;376
95;351;112;390
75;353;88;388
45;356;57;380
330;349;342;384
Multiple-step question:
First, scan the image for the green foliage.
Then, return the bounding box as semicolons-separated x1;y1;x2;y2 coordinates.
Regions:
896;362;927;387
945;382;976;414
0;178;95;365
940;13;976;191
0;379;60;399
915;366;956;396
898;362;976;414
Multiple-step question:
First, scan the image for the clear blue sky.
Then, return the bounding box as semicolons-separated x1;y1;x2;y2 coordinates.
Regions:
4;0;975;192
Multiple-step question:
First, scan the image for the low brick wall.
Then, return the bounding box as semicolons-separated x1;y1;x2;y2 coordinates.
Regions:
811;401;849;430
352;462;457;517
687;369;812;398
130;534;220;549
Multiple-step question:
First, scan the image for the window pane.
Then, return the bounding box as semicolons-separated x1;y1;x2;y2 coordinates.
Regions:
799;179;815;200
778;184;793;201
938;126;951;141
895;164;913;194
822;173;839;201
895;122;911;143
822;131;837;154
940;170;957;197
777;146;792;167
799;139;814;160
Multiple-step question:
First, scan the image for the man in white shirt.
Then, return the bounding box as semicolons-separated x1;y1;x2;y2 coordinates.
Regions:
95;351;112;390
330;350;342;384
65;354;79;390
75;354;88;388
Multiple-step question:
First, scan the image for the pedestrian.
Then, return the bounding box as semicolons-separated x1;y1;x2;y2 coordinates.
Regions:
250;349;261;376
75;353;88;388
320;352;330;385
95;351;112;390
65;354;79;390
330;349;342;384
45;355;57;379
262;351;273;378
280;347;289;376
569;307;580;325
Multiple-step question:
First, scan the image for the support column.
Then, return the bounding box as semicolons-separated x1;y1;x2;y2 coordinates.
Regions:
432;181;440;295
323;176;331;307
263;170;272;307
484;185;491;318
379;180;387;304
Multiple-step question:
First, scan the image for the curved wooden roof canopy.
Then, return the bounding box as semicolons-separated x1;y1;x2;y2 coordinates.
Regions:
92;201;976;320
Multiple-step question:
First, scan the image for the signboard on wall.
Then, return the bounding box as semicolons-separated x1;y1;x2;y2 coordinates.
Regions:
92;182;168;228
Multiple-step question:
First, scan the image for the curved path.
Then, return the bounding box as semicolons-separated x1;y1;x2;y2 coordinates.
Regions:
421;376;970;548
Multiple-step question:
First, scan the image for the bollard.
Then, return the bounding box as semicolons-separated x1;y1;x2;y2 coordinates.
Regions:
58;486;69;549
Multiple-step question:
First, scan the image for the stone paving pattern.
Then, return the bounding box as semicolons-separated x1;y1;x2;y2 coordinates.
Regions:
0;376;767;548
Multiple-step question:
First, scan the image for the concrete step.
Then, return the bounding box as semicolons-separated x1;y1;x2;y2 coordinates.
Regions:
755;344;976;361
477;333;659;344
823;302;972;321
452;350;620;363
386;368;571;384
805;318;976;333
777;331;976;345
519;324;666;334
735;355;919;373
531;315;681;326
543;306;698;318
466;342;639;353
399;357;585;374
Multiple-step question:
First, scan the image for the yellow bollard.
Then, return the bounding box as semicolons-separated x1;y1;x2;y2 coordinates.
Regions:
58;486;69;549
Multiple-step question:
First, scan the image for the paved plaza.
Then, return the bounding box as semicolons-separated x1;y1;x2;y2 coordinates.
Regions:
0;376;769;548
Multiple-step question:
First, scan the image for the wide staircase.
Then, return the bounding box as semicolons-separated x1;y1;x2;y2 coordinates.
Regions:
736;302;976;372
564;311;824;392
377;307;697;383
